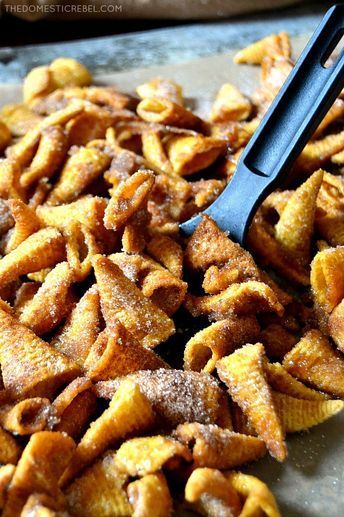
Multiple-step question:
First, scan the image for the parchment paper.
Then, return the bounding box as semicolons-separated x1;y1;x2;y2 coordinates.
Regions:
0;34;343;516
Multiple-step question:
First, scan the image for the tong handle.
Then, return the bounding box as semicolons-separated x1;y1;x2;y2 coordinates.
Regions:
180;4;344;244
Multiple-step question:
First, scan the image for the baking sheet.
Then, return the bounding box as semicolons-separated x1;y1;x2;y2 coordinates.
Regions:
1;33;343;516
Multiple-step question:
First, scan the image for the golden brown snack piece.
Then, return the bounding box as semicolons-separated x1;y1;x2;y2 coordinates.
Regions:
234;32;290;64
104;169;155;231
84;324;168;381
19;262;75;336
283;330;344;398
1;199;41;254
185;215;258;273
64;220;100;281
115;435;192;477
0;397;54;435
0;121;11;153
51;285;101;365
94;369;232;429
226;471;281;517
0;426;22;464
329;299;344;351
24;58;91;105
217;343;287;461
0;227;65;286
275;169;323;266
136;78;183;105
0;307;80;399
20;125;68;188
19;493;66;517
61;380;155;485
93;254;175;348
185;468;242;517
141;130;174;175
296;130;344;173
0;464;15;511
0;103;42;137
310;246;344;315
248;214;310;286
36;195;109;242
175;423;266;469
3;431;75;517
47;145;111;205
137;97;203;130
146;234;183;278
184;315;260;373
264;362;327;401
166;135;226;176
127;472;172;517
65;453;131;517
210;83;252;123
259;323;298;359
273;392;343;432
52;378;96;440
185;281;284;321
0;159;24;200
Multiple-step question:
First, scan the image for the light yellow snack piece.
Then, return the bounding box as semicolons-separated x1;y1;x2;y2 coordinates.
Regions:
175;423;266;469
234;32;290;64
3;431;75;517
61;379;155;485
127;472;172;517
283;330;344;398
136;78;183;105
226;471;280;517
23;65;52;105
0;464;15;511
217;343;287;461
142;131;174;175
272;391;343;432
115;435;192;477
93;254;175;348
166;135;226;176
275;169;324;266
0;227;66;286
210;83;252;123
185;468;242;517
137;97;202;129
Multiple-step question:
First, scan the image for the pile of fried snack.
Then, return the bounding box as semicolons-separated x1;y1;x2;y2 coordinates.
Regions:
0;32;343;517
